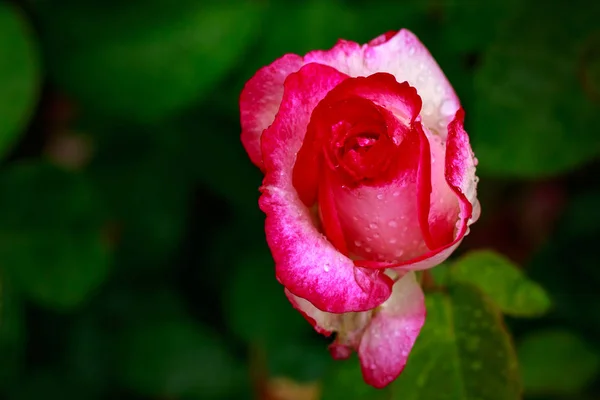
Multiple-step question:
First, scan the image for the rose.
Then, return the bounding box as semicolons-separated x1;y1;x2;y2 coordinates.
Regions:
240;29;480;388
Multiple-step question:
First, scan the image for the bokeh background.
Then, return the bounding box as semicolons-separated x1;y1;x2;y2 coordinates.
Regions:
0;0;599;399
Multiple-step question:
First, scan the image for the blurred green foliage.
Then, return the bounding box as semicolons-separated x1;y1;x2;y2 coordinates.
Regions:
0;0;597;399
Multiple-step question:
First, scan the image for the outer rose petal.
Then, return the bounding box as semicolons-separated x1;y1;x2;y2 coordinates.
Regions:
285;289;340;335
304;30;459;137
240;54;304;169
363;30;460;137
358;271;426;388
260;63;393;313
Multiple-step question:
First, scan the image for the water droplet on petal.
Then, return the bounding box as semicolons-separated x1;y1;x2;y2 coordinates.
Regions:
369;223;378;229
365;247;372;253
392;191;400;197
324;264;330;272
388;220;398;228
439;99;457;117
354;240;362;247
373;233;380;239
389;238;397;244
408;46;415;55
376;193;384;200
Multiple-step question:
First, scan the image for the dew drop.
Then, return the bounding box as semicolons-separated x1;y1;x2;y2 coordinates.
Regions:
365;247;372;253
439;99;457;117
324;263;330;272
395;249;404;257
366;237;373;242
392;191;400;197
373;233;380;239
408;46;415;55
388;220;398;228
437;119;446;128
435;84;445;94
376;193;384;200
369;223;378;230
389;238;397;244
352;216;359;221
354;240;362;247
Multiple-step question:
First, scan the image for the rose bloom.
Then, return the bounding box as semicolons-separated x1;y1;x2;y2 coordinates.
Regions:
240;29;480;388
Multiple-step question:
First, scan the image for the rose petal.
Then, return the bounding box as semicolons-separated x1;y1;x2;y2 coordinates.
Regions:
355;109;479;271
358;271;426;388
426;126;460;247
240;54;304;169
284;289;340;335
331;120;430;263
241;30;459;169
364;30;460;137
304;40;366;76
260;63;393;313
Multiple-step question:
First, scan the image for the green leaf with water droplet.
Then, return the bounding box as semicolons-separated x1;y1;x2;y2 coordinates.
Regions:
518;329;600;396
391;284;521;400
449;250;551;317
0;3;40;158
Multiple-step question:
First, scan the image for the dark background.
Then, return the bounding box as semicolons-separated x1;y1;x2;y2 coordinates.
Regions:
0;0;598;399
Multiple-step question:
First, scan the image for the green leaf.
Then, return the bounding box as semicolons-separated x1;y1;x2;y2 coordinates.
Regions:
321;355;391;400
0;161;111;310
449;250;551;317
0;3;40;159
518;329;600;396
471;0;600;177
225;251;311;346
116;317;246;398
34;0;264;123
391;284;521;400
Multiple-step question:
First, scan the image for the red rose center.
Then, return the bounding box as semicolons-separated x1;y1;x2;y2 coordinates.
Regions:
319;98;398;186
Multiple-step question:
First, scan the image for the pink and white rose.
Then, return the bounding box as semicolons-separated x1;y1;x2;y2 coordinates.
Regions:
240;29;480;388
